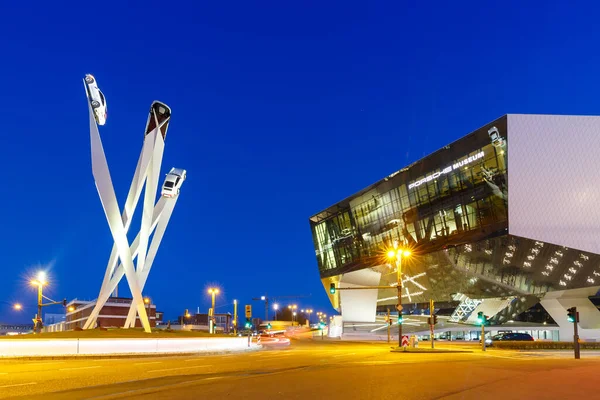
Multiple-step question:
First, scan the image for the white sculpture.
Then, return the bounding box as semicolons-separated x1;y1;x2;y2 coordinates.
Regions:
83;87;185;332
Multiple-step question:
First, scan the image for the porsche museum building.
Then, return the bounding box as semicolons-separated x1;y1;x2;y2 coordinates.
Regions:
310;114;600;341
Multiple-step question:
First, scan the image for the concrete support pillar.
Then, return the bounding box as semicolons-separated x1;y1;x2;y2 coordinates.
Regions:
540;286;600;341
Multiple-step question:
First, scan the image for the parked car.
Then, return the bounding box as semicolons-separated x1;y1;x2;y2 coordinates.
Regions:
161;168;187;197
485;332;534;346
84;74;108;125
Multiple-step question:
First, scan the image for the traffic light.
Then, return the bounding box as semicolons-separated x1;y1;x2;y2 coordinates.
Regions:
245;319;252;329
433;315;438;325
266;323;272;329
62;299;67;307
476;312;489;325
318;322;326;330
567;307;577;323
329;283;336;294
398;315;403;324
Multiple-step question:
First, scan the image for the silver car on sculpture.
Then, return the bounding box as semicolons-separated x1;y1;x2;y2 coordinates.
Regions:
162;168;187;197
84;74;108;126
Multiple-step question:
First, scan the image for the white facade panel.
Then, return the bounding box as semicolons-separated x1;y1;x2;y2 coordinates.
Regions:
339;269;381;323
508;114;600;254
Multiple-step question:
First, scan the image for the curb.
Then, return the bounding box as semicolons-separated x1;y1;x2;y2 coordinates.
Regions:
390;347;473;353
0;346;262;362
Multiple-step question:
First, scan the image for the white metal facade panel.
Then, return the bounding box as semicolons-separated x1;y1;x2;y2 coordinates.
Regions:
339;269;381;323
508;114;600;254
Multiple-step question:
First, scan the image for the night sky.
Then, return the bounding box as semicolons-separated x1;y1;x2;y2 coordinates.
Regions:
2;1;600;323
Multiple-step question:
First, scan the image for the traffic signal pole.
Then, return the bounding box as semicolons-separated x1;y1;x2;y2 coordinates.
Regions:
387;308;391;344
430;299;435;349
481;323;486;352
567;307;580;359
574;312;580;359
396;256;403;348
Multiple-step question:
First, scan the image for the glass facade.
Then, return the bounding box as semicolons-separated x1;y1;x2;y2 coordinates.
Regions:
311;117;509;278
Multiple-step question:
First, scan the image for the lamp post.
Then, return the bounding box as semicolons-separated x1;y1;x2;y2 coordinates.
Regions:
208;288;220;334
387;241;411;347
143;297;151;327
273;303;279;321
233;299;238;335
30;271;48;333
288;304;297;325
183;309;191;329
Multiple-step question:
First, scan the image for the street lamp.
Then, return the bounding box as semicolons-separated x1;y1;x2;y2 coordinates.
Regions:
143;297;151;326
1;301;22;311
304;309;313;324
386;241;412;347
288;304;297;325
273;303;279;321
30;271;48;333
233;299;238;335
207;288;220;334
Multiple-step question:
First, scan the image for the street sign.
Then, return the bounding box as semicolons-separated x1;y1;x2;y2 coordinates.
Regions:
396;304;403;312
401;335;409;347
245;305;252;318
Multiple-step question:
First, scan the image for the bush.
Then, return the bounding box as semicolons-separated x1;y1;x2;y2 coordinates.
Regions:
492;341;600;350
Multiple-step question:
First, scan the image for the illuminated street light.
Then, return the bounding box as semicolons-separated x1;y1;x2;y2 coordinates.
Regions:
143;297;152;326
386;241;412;347
207;288;220;334
31;271;48;333
1;301;23;312
30;271;48;287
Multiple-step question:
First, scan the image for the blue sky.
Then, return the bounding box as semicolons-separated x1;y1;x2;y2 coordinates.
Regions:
1;1;600;323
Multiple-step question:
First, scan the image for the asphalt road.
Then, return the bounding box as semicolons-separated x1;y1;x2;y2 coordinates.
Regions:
0;340;598;399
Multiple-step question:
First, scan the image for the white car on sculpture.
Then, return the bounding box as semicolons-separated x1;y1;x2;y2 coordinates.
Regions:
161;168;187;197
84;74;108;125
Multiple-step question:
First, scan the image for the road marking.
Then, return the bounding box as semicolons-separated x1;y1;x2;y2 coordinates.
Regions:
0;382;37;389
333;353;356;357
29;361;65;366
352;360;398;365
59;365;102;371
480;353;523;360
85;376;220;399
134;361;163;366
147;365;212;373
